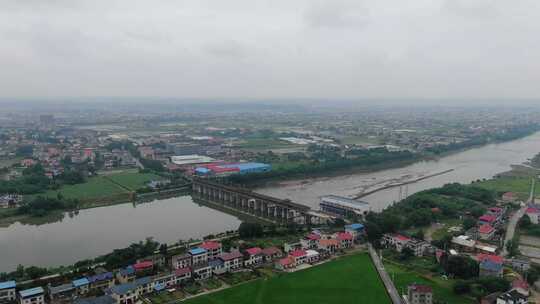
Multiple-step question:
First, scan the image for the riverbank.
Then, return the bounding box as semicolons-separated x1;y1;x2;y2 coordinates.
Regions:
0;185;191;227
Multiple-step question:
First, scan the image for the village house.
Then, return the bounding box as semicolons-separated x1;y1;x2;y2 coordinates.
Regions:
318;239;339;255
133;261;153;273
382;234;412;252
152;271;177;290
525;207;540;224
345;223;365;241
209;259;226;275
261;247;283;263
171;254;191;270
192;264;212;281
136;254;165;268
479;224;496;240
49;283;75;302
88;272;114;291
200;241;222;260
301;233;321;249
478;215;498;226
116;266;135;284
189;247;208;266
0;281;16;303
507;257;531;273
19;287;45;304
496;289;528;304
74;295;115;304
478;254;504;278
502;192;518;203
244;247;264;267
289;249;308;266
275;257;295;271
406;284;433;304
174;267;192;284
336;232;354;249
73;278;90;295
305;249;320;263
218;251;243;272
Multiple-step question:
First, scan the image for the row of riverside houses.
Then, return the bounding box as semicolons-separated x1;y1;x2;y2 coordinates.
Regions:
0;223;366;304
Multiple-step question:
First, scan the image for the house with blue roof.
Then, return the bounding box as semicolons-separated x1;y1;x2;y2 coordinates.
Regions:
109;276;153;304
480;259;503;278
345;223;365;241
189;247;208;266
88;272;114;291
73;277;90;295
19;286;44;304
0;280;16;302
116;265;136;284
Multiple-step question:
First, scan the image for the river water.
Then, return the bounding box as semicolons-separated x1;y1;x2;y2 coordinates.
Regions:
258;132;540;210
1;132;540;272
0;197;240;272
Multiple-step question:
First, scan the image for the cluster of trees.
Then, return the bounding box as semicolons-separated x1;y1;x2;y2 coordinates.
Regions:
0;164;50;194
426;124;540;155
364;183;496;244
453;277;510;299
95;238;160;269
17;196;80;217
231;149;418;184
0;264;49;282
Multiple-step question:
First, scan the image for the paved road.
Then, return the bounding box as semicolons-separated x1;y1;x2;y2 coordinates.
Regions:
502;178;535;257
368;244;403;304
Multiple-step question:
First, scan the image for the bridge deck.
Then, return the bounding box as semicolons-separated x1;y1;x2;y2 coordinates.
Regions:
193;178;311;211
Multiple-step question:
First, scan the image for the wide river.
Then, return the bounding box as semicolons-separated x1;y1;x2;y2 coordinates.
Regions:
1;132;540;272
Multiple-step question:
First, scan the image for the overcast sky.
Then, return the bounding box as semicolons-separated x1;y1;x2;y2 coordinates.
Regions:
1;0;540;101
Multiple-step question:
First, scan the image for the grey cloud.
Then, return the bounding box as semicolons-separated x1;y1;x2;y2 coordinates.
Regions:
304;0;370;29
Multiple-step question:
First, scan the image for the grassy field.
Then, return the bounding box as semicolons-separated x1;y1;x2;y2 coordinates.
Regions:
184;253;391;304
384;261;474;304
27;172;161;201
474;177;537;201
105;172;162;191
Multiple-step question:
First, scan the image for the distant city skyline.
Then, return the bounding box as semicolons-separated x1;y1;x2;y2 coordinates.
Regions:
1;0;540;101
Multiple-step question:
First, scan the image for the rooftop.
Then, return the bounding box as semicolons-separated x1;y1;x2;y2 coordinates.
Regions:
200;241;221;251
479;224;495;234
73;277;90;287
290;249;307;257
20;286;45;298
189;247;207;255
245;247;262;256
175;267;192;276
0;281;16;290
219;251;243;261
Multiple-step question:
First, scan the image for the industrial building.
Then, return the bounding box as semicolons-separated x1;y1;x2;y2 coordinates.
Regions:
170;155;216;166
319;195;371;219
194;162;271;176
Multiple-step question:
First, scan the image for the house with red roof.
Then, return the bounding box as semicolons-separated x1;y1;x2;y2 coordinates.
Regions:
407;284;433;304
478;224;495;240
261;247;283;263
317;239;340;254
335;232;354;249
289;249;308;266
382;234;412;252
133;261;153;272
502;192;518;203
275;257;295;271
478;215;497;226
243;247;263;267
218;251;243;272
174;267;192;284
200;241;222;260
301;233;321;249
